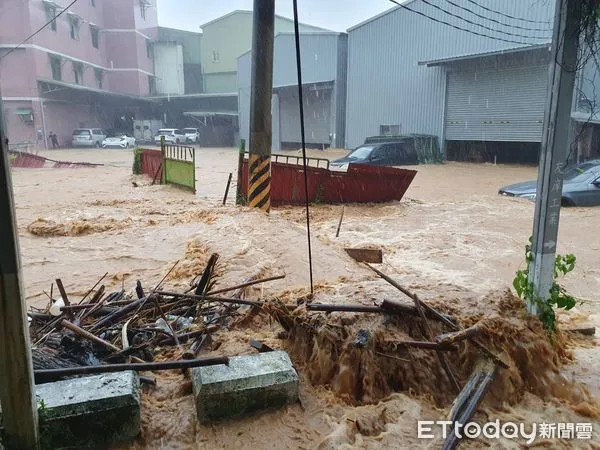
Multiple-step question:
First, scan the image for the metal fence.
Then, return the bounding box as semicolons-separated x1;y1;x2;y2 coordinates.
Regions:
163;142;196;193
244;152;330;169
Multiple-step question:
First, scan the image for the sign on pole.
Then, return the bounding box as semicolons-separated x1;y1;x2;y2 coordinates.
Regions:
529;0;582;313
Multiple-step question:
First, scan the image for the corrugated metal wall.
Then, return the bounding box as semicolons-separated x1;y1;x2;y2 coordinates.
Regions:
237;32;343;149
345;0;554;148
154;43;185;95
158;27;203;94
278;85;332;145
446;65;548;142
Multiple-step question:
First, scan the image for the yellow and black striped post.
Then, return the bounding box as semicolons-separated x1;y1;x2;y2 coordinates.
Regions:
247;0;274;213
248;153;271;211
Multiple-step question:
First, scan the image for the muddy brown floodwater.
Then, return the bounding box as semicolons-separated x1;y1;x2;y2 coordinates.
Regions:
11;147;600;448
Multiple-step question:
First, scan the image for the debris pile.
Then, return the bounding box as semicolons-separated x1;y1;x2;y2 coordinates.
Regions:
26;251;598;448
27;254;286;384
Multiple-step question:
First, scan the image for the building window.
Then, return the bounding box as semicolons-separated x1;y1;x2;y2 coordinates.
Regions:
50;56;62;81
380;124;401;136
146;39;153;58
94;68;103;89
73;62;84;85
68;15;81;40
44;3;58;31
90;25;99;49
140;0;149;20
212;51;219;63
148;75;157;96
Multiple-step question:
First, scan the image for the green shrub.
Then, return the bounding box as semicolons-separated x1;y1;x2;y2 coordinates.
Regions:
132;147;143;175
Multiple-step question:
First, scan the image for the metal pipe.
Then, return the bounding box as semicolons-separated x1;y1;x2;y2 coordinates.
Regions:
34;356;229;383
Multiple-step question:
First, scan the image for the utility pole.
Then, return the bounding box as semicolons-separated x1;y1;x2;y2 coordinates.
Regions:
247;0;275;213
0;88;40;446
529;0;582;314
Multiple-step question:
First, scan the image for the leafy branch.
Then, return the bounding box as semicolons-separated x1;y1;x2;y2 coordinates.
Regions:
513;237;579;332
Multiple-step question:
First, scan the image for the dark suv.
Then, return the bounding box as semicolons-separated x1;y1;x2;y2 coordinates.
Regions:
330;139;419;169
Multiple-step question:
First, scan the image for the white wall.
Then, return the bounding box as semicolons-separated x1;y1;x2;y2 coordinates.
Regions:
154;43;184;95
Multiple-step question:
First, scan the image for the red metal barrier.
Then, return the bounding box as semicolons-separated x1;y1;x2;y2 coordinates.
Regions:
140;149;163;182
9;152;46;168
9;151;103;169
239;160;417;205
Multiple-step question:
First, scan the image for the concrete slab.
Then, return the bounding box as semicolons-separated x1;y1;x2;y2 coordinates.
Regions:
36;371;141;448
193;351;299;423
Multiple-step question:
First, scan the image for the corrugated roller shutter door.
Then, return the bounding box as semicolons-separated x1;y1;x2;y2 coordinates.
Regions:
445;65;548;142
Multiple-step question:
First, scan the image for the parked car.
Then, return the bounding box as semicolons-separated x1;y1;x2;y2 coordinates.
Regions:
330;140;419;170
154;128;185;145
102;134;136;149
71;128;107;147
183;128;200;144
498;160;600;206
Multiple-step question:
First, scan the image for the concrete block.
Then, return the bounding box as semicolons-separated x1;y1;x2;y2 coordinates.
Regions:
193;351;299;422
36;371;141;448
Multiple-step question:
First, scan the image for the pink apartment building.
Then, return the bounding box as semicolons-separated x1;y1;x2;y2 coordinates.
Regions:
0;0;159;148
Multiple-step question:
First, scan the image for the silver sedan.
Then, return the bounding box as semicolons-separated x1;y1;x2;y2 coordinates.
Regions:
499;160;600;206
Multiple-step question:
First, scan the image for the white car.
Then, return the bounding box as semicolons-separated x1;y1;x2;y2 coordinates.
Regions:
102;135;136;148
154;128;185;145
183;128;200;144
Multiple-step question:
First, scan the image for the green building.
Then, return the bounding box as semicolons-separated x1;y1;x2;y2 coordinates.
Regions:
200;10;328;93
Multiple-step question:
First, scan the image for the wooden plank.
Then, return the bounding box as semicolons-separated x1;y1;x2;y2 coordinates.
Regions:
563;327;595;336
0;96;39;448
344;247;383;263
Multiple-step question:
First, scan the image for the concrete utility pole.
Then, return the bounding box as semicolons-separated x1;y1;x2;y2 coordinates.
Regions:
0;90;40;445
247;0;275;213
529;0;582;314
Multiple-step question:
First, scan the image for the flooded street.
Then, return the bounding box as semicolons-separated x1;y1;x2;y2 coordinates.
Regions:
11;148;600;448
14;148;599;309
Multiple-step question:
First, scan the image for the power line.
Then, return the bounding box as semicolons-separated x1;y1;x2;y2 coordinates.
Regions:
464;0;552;25
0;0;80;61
292;0;314;296
387;0;545;46
419;0;549;40
443;0;552;32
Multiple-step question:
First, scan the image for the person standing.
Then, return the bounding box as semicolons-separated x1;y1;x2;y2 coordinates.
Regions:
49;132;59;149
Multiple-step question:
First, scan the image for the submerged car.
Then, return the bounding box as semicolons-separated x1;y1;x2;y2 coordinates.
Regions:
102;135;136;148
330;140;419;170
498;160;600;206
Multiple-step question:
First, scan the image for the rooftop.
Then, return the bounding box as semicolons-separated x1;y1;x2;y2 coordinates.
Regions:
200;10;330;32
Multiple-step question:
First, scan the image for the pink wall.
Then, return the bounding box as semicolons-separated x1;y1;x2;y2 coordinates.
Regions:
1;0;159;145
18;0;158;97
0;50;38;97
104;0;136;28
136;33;155;74
3;101;37;146
29;0;107;67
134;0;159;35
0;0;31;42
43;102;101;148
104;33;138;69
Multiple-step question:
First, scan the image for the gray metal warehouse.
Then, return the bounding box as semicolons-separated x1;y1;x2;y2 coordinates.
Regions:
237;32;348;150
344;0;600;163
